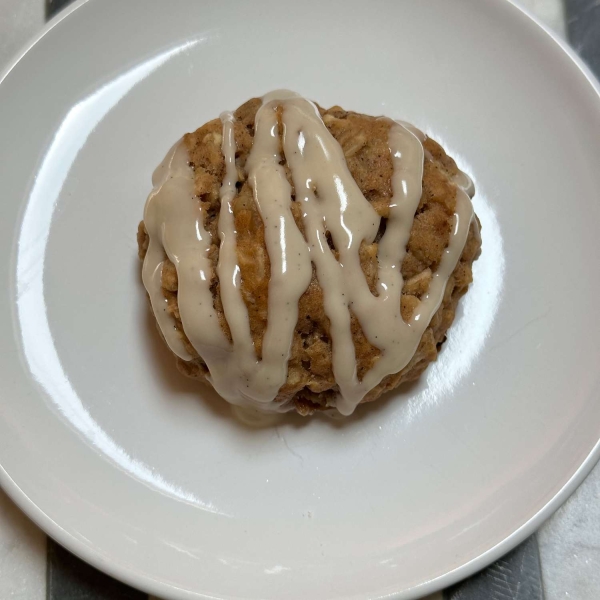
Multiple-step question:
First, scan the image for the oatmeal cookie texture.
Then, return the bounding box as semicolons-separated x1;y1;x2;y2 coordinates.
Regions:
138;93;481;416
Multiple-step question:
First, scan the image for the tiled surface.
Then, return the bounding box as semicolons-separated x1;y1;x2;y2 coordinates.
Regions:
0;1;598;599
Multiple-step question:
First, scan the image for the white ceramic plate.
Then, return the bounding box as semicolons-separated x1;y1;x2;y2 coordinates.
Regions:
1;0;600;598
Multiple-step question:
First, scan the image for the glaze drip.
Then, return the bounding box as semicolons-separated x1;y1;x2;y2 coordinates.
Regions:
142;92;474;414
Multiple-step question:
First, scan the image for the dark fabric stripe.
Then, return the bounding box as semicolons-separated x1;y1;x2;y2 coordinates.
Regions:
445;535;544;600
565;0;600;76
46;541;148;600
46;0;76;20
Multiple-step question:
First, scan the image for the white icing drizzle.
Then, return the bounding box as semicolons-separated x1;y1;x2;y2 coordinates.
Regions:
142;140;194;361
142;91;475;415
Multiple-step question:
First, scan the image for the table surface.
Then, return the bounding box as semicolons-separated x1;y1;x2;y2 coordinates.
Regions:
0;1;599;599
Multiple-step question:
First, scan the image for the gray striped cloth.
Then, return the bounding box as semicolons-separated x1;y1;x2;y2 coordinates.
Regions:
37;0;600;597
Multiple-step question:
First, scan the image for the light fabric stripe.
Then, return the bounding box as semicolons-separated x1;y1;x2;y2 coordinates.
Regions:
0;490;46;600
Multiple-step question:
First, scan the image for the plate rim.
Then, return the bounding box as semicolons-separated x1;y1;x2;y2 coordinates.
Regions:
1;0;600;598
